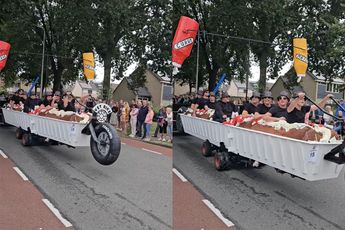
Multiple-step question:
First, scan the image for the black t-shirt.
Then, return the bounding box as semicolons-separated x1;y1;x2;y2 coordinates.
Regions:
286;105;311;124
268;105;288;119
213;101;237;122
195;98;208;109
243;103;258;115
11;95;24;104
257;104;272;115
206;101;216;110
57;101;75;112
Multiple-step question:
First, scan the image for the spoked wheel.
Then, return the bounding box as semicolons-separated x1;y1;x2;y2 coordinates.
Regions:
21;133;32;146
90;123;121;165
214;151;231;171
16;128;23;139
201;140;213;157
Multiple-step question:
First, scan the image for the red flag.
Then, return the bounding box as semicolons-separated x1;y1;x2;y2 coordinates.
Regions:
0;41;11;71
172;16;199;68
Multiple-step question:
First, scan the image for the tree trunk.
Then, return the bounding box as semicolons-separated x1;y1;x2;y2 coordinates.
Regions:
50;56;62;93
208;67;219;92
103;51;111;100
258;52;268;93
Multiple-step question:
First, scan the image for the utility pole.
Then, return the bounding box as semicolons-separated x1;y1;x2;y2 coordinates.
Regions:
39;28;46;98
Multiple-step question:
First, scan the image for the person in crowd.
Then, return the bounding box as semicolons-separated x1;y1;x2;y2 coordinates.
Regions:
153;105;165;137
41;92;53;107
157;106;167;141
286;91;332;124
58;93;75;112
144;104;154;141
120;101;130;132
254;91;273;119
205;92;216;109
191;90;206;115
10;89;25;105
213;92;237;122
242;91;261;117
23;93;41;113
166;106;173;142
264;90;290;121
82;92;97;113
117;99;124;129
335;99;345;118
137;99;148;138
51;91;62;108
323;105;334;128
334;111;345;136
110;101;119;127
129;103;139;137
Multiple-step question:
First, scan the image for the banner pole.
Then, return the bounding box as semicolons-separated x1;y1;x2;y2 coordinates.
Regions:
195;30;200;92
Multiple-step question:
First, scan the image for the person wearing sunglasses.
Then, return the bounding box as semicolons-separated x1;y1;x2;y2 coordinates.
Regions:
286;91;333;124
242;91;261;117
254;91;274;119
264;90;290;122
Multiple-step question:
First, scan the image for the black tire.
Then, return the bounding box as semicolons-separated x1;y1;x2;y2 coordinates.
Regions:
214;151;231;171
21;133;32;146
201;140;213;157
16;128;23;139
90;123;121;165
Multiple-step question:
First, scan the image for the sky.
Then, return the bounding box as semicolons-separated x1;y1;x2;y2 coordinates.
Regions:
93;60;293;85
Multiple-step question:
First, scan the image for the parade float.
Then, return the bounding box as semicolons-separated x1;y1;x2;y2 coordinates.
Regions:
0;46;120;166
172;22;345;180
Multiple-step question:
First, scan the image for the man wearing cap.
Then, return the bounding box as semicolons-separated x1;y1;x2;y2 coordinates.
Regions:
242;91;261;117
42;92;53;107
213;92;237;122
286;91;332;124
205;92;216;109
51;91;62;108
264;90;290;121
256;91;273;115
24;93;41;113
192;90;209;114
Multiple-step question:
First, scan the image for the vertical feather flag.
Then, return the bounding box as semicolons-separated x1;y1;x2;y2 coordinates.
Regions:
0;41;11;71
83;52;95;80
172;16;199;68
293;38;308;78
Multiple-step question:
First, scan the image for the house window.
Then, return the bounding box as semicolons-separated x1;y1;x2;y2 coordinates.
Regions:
162;84;172;101
326;83;340;93
238;89;244;93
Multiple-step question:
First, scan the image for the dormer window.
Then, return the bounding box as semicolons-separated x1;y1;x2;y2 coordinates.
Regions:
326;83;340;93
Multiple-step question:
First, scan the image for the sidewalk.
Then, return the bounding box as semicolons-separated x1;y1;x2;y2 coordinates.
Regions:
0;149;74;230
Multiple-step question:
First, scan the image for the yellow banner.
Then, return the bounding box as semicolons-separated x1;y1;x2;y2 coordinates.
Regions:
83;52;95;80
293;38;308;78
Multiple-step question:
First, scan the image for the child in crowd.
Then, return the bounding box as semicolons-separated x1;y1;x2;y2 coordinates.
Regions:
166;106;173;142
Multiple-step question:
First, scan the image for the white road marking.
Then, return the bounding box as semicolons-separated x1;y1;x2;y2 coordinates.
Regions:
121;142;126;145
202;199;234;227
142;148;162;155
13;167;29;181
0;149;8;158
172;168;188;182
42;199;73;228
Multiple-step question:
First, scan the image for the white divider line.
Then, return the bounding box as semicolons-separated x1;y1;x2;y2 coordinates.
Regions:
42;199;73;228
121;142;127;145
142;148;162;155
172;168;188;182
13;167;29;181
0;149;8;158
202;199;234;227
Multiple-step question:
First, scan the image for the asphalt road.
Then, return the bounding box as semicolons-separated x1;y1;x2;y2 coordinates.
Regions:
0;125;172;230
174;134;345;230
